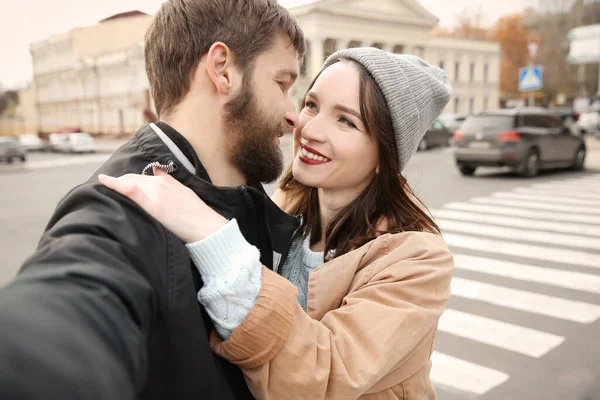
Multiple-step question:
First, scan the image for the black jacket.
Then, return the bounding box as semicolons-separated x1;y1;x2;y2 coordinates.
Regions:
0;123;299;400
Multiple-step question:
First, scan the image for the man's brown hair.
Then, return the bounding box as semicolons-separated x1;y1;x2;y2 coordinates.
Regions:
145;0;306;117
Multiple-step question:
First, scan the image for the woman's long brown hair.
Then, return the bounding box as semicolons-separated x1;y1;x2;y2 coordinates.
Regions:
279;59;440;259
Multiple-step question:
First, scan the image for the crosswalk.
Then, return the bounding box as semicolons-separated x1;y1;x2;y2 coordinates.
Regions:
428;174;600;398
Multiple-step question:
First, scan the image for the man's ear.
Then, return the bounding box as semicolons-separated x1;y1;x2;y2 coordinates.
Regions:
205;42;238;95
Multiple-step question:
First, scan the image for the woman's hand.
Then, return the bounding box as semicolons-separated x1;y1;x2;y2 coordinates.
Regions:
98;168;227;243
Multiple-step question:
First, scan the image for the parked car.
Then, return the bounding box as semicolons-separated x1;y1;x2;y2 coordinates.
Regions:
453;108;586;177
0;136;27;163
48;133;70;152
578;109;600;134
438;113;467;133
18;134;47;152
50;132;97;153
418;119;452;151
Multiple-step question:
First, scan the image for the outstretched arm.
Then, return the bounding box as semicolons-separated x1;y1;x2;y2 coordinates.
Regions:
0;182;167;399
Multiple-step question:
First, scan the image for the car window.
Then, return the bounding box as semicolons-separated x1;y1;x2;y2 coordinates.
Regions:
433;120;445;129
522;115;546;128
460;115;515;134
546;115;563;129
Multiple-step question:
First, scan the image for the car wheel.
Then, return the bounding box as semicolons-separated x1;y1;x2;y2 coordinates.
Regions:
20;155;26;162
459;165;476;176
571;146;586;171
7;157;14;164
418;138;428;151
519;149;540;178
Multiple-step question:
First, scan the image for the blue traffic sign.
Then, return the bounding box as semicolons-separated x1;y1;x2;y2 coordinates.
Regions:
519;65;543;92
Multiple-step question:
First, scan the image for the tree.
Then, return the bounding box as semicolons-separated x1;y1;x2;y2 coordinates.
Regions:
0;90;19;116
453;6;489;41
529;0;600;102
489;14;530;97
433;7;489;40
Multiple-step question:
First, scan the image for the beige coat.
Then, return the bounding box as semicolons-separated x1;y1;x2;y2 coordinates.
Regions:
211;203;454;399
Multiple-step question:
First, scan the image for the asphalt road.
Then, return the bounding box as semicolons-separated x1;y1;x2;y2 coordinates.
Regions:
1;136;599;400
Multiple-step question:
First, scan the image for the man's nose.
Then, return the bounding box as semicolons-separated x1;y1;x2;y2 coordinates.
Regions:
283;97;299;131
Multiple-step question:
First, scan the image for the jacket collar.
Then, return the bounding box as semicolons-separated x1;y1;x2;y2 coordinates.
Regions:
132;123;300;272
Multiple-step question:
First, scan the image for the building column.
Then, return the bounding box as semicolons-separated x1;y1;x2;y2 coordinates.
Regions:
336;39;351;51
383;43;394;53
309;36;324;77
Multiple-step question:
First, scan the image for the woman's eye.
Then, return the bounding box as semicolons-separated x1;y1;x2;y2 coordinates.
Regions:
339;116;357;129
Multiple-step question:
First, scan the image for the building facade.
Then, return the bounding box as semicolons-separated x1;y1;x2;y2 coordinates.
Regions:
285;0;501;117
31;11;153;135
30;2;500;135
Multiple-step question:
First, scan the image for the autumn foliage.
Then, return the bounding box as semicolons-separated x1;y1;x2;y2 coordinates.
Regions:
489;14;530;96
434;10;530;97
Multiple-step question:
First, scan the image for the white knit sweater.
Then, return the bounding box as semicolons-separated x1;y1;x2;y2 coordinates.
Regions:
186;219;324;339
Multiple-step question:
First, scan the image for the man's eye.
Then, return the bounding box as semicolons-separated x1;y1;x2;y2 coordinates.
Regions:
304;101;317;110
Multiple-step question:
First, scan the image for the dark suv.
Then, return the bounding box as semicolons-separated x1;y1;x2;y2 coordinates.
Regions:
453;108;586;177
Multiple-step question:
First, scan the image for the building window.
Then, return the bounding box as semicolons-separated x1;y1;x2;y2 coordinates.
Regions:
300;41;309;77
455;62;460;81
323;38;337;60
469;97;475;114
300;53;307;77
439;61;445;70
469;63;475;83
483;63;489;83
454;97;460;113
392;44;405;54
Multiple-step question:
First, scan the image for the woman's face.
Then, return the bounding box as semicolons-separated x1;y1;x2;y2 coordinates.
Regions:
291;61;380;197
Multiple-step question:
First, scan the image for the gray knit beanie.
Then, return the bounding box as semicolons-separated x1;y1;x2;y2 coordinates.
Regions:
322;47;452;171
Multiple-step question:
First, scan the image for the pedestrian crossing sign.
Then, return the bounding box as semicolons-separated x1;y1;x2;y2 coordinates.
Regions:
519;65;543;92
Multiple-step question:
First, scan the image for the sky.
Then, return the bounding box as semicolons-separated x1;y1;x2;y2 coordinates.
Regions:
0;0;538;89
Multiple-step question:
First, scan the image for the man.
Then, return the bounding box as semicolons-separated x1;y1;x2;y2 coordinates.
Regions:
0;1;305;399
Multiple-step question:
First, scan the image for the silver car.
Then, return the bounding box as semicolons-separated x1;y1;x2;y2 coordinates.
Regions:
0;136;26;163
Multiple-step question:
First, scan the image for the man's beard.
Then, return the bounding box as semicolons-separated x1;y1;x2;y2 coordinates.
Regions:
222;77;285;184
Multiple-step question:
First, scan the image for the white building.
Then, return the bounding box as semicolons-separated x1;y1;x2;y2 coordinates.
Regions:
283;0;501;116
31;11;153;135
30;2;501;135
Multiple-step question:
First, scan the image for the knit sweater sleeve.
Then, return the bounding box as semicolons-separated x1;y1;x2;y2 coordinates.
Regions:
186;219;262;340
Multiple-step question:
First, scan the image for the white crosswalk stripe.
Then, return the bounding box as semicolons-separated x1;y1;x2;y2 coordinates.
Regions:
444;202;600;224
437;218;600;250
443;232;599;269
437;309;565;358
490;191;600;207
453;254;600;295
547;179;600;188
430;352;510;396
531;183;600;196
429;174;600;398
431;208;600;237
450;277;600;323
512;187;600;201
470;197;600;214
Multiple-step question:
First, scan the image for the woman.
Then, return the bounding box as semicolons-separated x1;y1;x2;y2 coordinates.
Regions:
100;48;454;399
